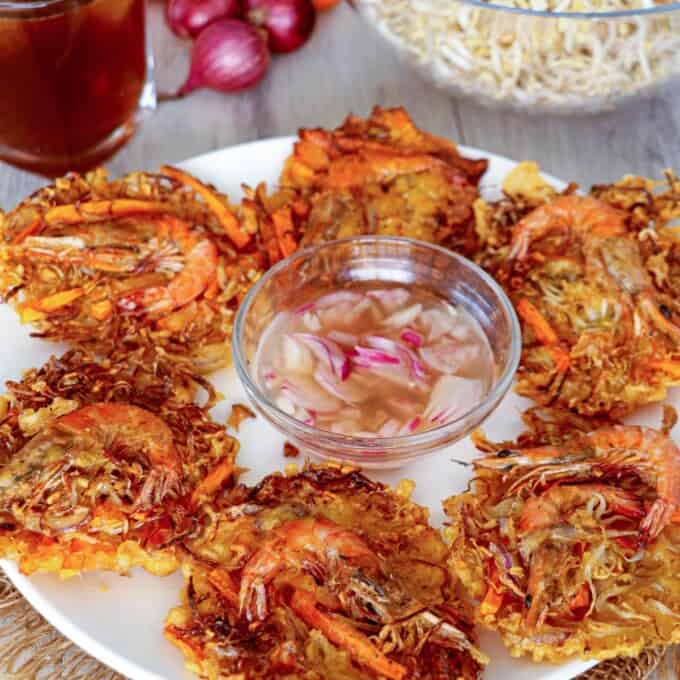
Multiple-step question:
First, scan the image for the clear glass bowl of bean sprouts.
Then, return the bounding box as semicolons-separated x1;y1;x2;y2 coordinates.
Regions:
356;0;680;114
232;236;520;469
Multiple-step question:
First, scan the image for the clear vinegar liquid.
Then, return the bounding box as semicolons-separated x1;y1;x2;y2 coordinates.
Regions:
254;282;495;438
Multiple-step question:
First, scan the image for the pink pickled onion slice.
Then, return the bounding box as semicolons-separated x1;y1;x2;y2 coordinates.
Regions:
279;377;342;413
295;333;350;380
423;375;484;424
295;407;317;426
318;297;376;329
327;330;359;347
419;308;454;341
367;287;410;311
352;345;401;366
399;416;421;434
378;418;401;437
365;336;427;382
294;301;316;315
314;366;367;404
419;340;480;374
400;329;423;347
381;303;422;328
282;334;314;373
301;310;321;332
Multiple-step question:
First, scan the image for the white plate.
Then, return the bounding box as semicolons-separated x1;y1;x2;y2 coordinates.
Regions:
5;136;654;680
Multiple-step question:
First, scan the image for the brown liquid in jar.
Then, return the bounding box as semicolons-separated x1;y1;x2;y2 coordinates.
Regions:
0;0;147;175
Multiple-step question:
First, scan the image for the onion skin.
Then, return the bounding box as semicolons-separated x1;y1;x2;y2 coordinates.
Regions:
180;19;270;95
166;0;242;38
244;0;316;54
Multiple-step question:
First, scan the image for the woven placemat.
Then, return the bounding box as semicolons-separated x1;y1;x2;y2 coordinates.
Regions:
0;570;673;679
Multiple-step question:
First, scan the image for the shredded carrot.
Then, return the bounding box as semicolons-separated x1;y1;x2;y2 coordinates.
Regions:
548;346;571;373
479;562;504;617
161;165;249;248
190;459;234;506
11;217;43;244
290;589;407;680
208;568;239;606
271;206;298;258
45;200;171;225
568;583;591;612
35;287;85;312
649;360;680;380
260;216;282;266
516;298;559;346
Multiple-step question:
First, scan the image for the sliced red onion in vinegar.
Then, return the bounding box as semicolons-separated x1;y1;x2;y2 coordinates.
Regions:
367;287;410;311
279;377;342;413
381;303;422;328
327;330;359;347
282;334;314;373
295;333;350;380
400;328;423;347
419;340;480;375
254;283;494;438
424;375;485;424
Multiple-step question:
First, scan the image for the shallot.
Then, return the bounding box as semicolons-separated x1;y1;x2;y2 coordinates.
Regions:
166;0;241;38
244;0;316;53
179;19;270;95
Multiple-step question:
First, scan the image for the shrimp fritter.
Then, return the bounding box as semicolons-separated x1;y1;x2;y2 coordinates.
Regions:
477;166;680;417
444;408;680;662
0;350;238;578
0;167;261;372
245;107;488;266
165;464;487;680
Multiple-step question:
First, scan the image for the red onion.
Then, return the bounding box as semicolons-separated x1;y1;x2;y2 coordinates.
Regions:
244;0;315;53
367;288;410;311
365;335;427;382
352;345;401;367
180;19;270;95
401;329;423;348
295;333;350;380
382;303;422;328
166;0;241;38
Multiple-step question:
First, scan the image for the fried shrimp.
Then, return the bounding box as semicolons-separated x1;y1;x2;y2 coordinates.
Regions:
242;107;488;267
0;350;238;578
165;464;486;679
0;168;258;372
478;172;680;417
445;409;680;662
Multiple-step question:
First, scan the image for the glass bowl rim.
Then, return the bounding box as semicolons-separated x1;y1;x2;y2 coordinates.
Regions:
232;235;522;452
362;0;680;21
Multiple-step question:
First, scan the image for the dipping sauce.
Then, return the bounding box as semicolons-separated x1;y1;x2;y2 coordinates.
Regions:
254;284;494;438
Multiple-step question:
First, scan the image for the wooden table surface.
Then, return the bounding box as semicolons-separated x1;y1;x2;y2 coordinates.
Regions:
2;1;680;209
0;4;678;679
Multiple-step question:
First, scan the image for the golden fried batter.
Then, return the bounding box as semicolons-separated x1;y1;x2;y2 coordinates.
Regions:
0;350;238;578
477;167;680;417
245;107;487;266
445;409;680;662
166;464;486;680
0;168;261;372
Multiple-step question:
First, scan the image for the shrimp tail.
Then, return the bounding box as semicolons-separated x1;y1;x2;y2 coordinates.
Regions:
239;580;268;622
639;295;680;344
640;499;676;542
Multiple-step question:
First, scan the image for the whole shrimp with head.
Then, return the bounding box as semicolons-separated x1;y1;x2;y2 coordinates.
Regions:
502;193;680;416
166;465;487;680
445;412;680;663
511;195;680;342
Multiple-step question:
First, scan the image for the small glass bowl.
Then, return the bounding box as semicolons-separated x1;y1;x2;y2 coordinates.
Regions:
232;236;521;469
